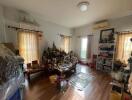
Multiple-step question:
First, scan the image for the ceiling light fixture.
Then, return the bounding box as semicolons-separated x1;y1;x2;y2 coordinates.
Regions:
77;1;89;12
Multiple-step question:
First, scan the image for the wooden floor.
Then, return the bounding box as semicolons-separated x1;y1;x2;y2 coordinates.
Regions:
23;64;112;100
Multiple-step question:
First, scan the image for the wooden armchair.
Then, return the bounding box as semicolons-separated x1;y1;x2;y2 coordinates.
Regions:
24;60;45;81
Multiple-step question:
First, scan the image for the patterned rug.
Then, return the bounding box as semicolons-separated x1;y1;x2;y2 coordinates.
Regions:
69;72;94;91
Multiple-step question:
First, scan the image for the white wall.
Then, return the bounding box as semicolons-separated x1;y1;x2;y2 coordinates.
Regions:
0;5;6;42
73;15;132;59
36;19;72;55
110;15;132;32
72;24;100;58
0;5;72;57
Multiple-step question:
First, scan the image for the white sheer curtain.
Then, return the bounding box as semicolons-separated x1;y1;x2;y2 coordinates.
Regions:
80;37;88;59
78;35;93;64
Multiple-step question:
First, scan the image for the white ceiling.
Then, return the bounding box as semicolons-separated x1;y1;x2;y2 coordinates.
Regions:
0;0;132;28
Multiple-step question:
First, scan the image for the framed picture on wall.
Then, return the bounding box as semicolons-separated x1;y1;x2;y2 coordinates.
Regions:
99;28;115;43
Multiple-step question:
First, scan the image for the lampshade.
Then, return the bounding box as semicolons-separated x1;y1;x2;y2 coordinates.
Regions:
78;1;89;12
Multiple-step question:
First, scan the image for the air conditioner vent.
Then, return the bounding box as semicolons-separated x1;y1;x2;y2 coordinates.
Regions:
93;20;110;30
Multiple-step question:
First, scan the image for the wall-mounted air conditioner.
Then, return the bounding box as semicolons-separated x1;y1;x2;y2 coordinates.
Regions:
93;20;110;30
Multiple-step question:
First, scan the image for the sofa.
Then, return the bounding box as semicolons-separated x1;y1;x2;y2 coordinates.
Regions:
42;44;78;76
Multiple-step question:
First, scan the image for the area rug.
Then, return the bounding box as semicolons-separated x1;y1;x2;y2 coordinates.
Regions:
69;72;94;91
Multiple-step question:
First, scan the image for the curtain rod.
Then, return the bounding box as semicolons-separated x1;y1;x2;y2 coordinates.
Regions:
77;34;93;38
8;25;43;33
117;31;132;34
58;34;72;37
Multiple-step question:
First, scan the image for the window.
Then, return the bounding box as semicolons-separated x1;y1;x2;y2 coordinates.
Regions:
60;35;70;53
80;37;88;59
18;31;39;64
116;33;132;64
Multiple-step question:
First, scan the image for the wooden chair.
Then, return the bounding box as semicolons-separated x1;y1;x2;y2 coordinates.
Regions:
24;60;45;81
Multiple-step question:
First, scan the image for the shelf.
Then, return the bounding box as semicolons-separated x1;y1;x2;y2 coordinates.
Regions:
99;49;115;53
99;42;115;44
96;30;116;73
103;64;112;67
96;64;112;72
97;63;112;67
98;55;113;59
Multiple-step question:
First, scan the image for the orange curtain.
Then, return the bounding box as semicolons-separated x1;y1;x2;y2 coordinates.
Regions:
64;36;70;53
116;32;132;64
18;31;39;64
61;35;70;53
